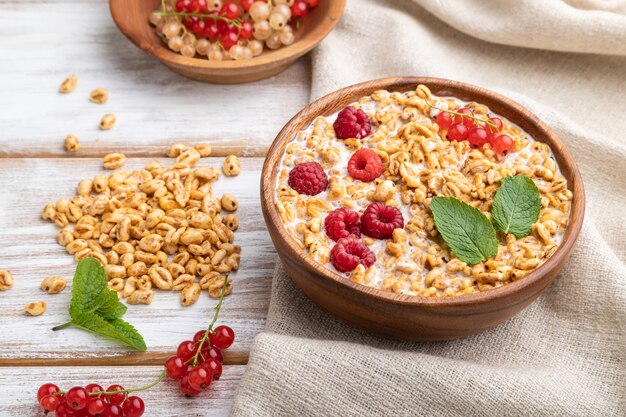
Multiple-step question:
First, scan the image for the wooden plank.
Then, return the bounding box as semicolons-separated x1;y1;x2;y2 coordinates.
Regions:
0;365;244;416
0;157;275;364
0;1;310;158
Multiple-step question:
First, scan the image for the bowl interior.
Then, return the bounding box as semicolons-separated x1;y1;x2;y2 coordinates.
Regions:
110;0;345;70
261;77;585;307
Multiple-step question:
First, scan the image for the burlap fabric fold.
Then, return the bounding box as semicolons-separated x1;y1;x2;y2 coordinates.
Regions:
231;1;626;415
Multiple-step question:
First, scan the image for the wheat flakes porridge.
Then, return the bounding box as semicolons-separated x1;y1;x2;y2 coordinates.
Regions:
274;85;572;297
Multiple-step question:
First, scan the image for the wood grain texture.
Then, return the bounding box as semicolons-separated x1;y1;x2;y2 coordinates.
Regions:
0;1;310;158
0;157;274;364
110;0;345;84
0;365;244;416
260;77;585;341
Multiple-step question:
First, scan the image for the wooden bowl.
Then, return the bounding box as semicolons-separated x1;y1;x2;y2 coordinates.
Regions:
261;77;585;341
110;0;345;84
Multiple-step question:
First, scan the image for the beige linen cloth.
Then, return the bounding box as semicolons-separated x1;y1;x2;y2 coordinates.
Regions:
231;1;626;415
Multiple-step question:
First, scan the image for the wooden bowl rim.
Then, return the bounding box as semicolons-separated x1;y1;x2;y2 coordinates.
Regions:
261;77;586;308
109;0;346;71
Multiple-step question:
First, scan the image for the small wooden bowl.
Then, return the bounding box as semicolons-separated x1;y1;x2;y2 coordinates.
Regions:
110;0;345;84
261;77;585;341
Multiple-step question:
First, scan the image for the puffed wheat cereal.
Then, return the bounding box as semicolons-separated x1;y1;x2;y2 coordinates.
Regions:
103;153;126;169
24;301;46;316
65;134;80;152
0;270;13;291
59;75;77;93
40;276;68;294
89;88;109;104
99;114;116;130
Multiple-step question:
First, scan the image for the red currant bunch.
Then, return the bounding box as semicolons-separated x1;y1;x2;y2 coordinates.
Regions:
165;324;235;397
435;107;514;156
37;383;145;416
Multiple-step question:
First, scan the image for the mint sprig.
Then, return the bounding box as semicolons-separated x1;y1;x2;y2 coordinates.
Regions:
53;258;147;351
492;175;541;238
430;196;498;266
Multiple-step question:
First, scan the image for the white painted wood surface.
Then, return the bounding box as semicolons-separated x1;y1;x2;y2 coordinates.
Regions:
0;0;312;414
0;365;244;416
0;0;310;157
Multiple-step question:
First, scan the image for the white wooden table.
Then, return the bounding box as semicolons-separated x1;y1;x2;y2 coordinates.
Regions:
0;1;310;414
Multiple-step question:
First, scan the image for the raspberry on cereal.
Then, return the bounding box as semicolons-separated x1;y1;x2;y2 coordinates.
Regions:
330;237;376;273
333;106;372;140
361;202;404;239
287;161;329;196
347;148;383;182
324;208;361;242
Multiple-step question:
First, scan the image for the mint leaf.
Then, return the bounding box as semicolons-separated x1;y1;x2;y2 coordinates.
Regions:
492;175;541;238
430;196;498;266
56;258;146;351
72;313;147;351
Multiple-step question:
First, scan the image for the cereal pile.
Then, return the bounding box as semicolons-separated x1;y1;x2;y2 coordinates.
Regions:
275;85;572;297
42;144;241;306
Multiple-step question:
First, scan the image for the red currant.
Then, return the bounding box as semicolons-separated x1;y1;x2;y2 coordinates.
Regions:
221;32;239;50
467;127;489;149
38;383;60;401
188;366;210;390
241;0;255;11
122;396;145;417
203;358;223;380
54;403;75;417
84;384;103;395
485;117;503;134
39;394;60;411
210;325;235;349
101;404;124;417
291;1;309;18
453;108;475;128
66;387;89;411
205;21;220;40
306;0;319;7
435;111;453;131
220;2;241;19
190;0;207;12
193;330;208;345
86;397;107;416
206;346;223;363
106;385;126;406
177;340;197;362
491;134;514;156
165;355;189;380
239;21;253;40
447;124;469;142
179;375;201;397
176;0;190;13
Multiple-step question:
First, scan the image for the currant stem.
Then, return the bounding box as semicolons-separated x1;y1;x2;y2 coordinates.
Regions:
422;98;499;131
87;369;167;397
189;275;229;367
155;11;242;28
52;322;73;331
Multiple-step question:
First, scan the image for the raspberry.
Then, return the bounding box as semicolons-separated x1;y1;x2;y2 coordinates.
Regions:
333;106;372;139
347;149;383;182
330;237;376;273
361;202;404;239
324;208;361;241
287;161;328;195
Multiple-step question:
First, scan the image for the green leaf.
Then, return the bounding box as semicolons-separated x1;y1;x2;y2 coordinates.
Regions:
60;258;146;351
492;175;541;238
430;196;498;266
72;313;147;351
